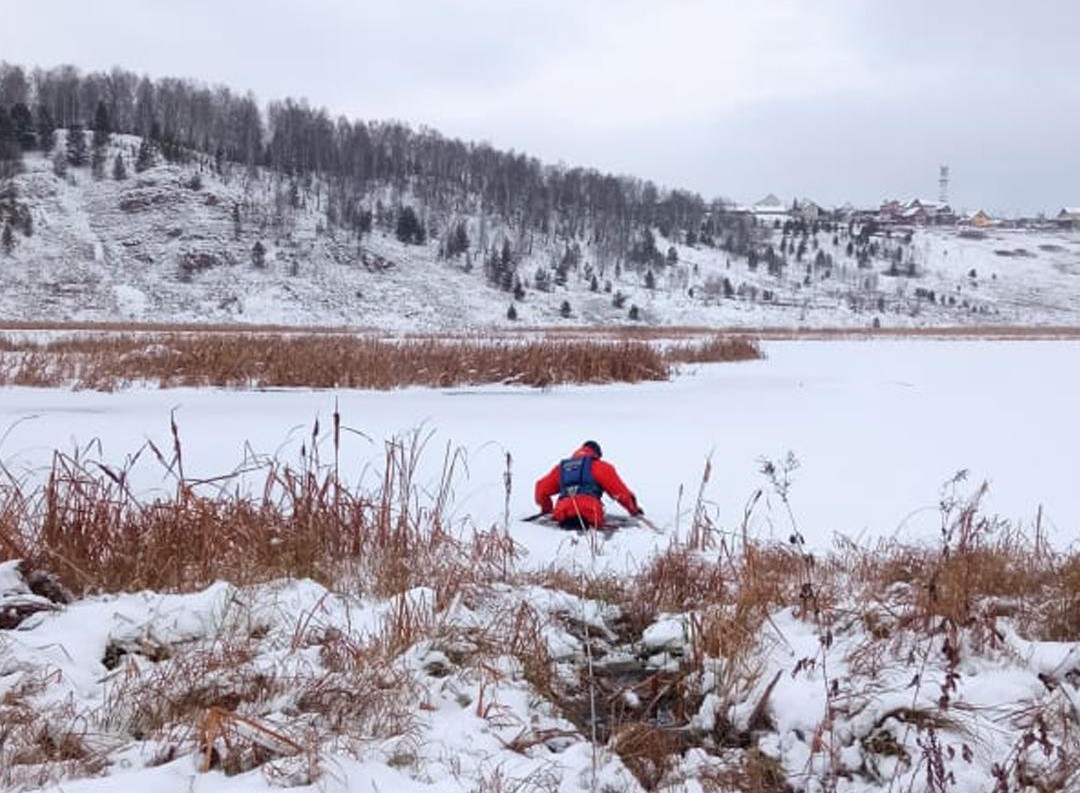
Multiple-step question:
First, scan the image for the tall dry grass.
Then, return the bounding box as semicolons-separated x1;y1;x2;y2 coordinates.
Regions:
0;331;760;390
513;463;1080;792
0;418;518;598
2;431;1078;792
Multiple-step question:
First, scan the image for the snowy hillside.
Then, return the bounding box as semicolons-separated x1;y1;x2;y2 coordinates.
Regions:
3;142;1080;331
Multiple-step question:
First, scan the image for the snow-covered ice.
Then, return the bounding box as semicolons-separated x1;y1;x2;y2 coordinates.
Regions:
1;338;1078;793
1;339;1076;559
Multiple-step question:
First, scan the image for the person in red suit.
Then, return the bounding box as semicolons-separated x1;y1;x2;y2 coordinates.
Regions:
534;440;643;530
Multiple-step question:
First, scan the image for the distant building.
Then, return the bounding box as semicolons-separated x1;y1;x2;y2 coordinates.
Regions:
793;198;822;222
879;200;902;221
757;194;789;214
880;198;955;225
968;210;993;228
1056;207;1080;228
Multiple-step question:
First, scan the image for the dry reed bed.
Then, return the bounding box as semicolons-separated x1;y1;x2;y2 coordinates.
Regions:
0;332;761;390
1;439;1077;791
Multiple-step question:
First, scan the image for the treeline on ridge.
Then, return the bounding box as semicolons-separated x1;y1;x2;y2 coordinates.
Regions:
0;62;761;269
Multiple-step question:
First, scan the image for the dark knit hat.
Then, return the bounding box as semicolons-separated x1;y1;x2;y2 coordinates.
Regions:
582;440;603;458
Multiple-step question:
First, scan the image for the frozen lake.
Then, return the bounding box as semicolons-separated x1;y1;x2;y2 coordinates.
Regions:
1;339;1078;566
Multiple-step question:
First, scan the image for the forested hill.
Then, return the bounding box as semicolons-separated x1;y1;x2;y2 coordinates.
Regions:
2;62;1078;330
0;62;737;258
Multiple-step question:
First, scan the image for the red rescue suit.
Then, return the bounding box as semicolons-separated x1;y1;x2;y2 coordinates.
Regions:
534;445;640;527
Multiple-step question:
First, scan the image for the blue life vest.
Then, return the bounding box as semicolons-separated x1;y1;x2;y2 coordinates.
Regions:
558;456;603;500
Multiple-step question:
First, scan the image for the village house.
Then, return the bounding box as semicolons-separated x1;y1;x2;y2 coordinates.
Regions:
879;198;955;226
1056;207;1080;228
792;198;823;223
751;194;789;220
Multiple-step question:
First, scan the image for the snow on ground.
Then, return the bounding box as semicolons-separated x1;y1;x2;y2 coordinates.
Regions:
4;149;1080;331
2;339;1079;793
1;339;1077;565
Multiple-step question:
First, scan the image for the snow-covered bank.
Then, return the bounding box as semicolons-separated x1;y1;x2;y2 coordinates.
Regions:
2;338;1078;793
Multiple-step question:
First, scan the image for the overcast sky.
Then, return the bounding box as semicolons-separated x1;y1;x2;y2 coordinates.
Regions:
3;0;1077;215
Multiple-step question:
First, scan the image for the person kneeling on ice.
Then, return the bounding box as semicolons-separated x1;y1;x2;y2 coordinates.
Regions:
534;440;643;530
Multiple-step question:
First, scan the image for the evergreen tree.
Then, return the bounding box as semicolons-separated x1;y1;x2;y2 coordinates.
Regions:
446;220;469;257
506;304;518;321
251;240;266;268
645;269;656;290
513;278;525;301
356;209;372;238
66;124;88;167
395;206;424;244
612;290;626;309
534;266;551;292
559;300;572;318
112;153;127;181
10;103;35;150
628;304;640;320
0;107;22;178
554;261;568;287
135;136;156;172
34;105;55;152
1;222;14;256
91;102;111;179
232;204;242;239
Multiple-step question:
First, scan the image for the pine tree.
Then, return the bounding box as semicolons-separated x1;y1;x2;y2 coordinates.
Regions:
251;240;266;268
447;221;469;257
559;300;572;318
10;104;35;150
534;267;551;292
395;206;424;244
628;304;640;321
0;107;22;178
135;136;156;172
506;304;518;321
1;222;14;256
645;269;656;290
112;153;126;181
66;124;88;167
91;102;110;180
232;204;242;239
34;105;55;153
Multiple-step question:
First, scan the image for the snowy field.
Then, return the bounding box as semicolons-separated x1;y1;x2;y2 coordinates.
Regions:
2;338;1077;564
2;337;1079;793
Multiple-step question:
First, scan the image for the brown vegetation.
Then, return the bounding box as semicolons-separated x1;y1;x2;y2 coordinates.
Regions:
1;432;1076;791
0;331;761;390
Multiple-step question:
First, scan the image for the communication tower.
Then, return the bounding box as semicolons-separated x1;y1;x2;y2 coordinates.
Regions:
939;165;950;205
